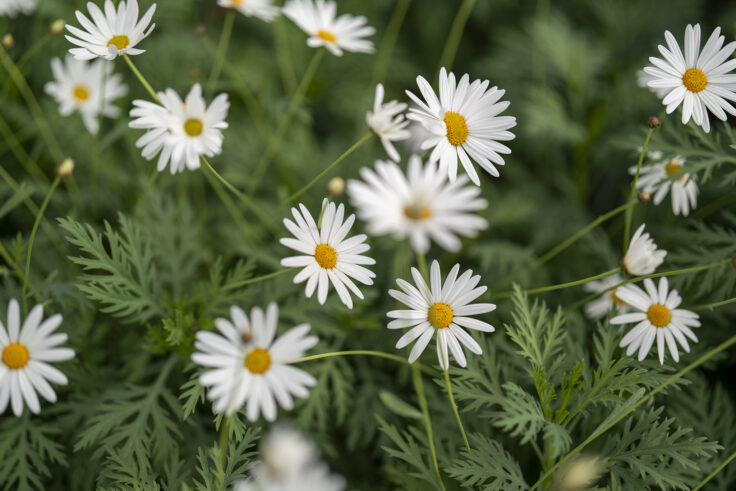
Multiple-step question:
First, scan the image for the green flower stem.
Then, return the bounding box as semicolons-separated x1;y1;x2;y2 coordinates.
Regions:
436;0;476;74
123;54;160;103
371;0;412;85
292;350;439;377
444;369;471;453
0;241;43;308
413;365;446;491
224;268;296;290
530;333;736;490
622;127;655;253
247;48;325;194
22;177;60;314
2;33;52;93
693;296;736;311
693;449;736;491
273;132;373;214
494;268;621;300
273;17;298;92
217;415;231;491
206;9;235;95
134;169;159;218
0;113;49;184
416;252;429;283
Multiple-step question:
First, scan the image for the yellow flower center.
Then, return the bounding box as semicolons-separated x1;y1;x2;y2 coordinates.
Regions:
317;30;337;43
232;0;243;5
403;204;432;221
682;68;707;93
73;85;90;102
427;303;453;329
107;35;130;50
647;304;671;328
244;348;271;374
184;118;204;137
610;290;625;306
314;244;337;269
2;343;29;370
444;111;468;146
665;161;682;175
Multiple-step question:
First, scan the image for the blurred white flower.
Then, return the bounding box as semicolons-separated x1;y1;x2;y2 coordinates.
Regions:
129;83;230;174
553;455;602;490
65;0;156;60
217;0;279;22
583;273;629;321
282;0;374;56
622;224;666;276
348;156;487;253
0;299;75;417
631;156;699;216
45;55;128;134
366;83;410;162
636;69;669;98
406;67;516;186
0;0;36;17
643;24;736;133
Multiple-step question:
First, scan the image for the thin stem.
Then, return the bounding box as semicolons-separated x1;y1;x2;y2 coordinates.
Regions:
123;54;159;102
693;296;736;311
134;169;159;218
248;49;325;194
413;365;446;491
224;268;295;290
292;350;439;377
417;252;429;282
529;333;736;490
692;449;736;491
273;17;297;92
371;0;412;85
273;132;373;214
217;415;230;491
622;127;654;253
207;10;235;95
494;268;620;300
436;0;476;74
444;369;470;453
23;177;60;313
0;113;49;184
0;241;43;307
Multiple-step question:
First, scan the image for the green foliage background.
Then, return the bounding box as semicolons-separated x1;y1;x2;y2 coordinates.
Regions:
2;0;736;489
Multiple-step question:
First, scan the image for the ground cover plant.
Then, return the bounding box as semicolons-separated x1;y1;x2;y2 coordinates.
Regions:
2;0;736;489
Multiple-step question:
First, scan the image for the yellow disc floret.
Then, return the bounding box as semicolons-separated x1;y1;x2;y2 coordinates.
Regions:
244;348;271;374
184;118;204;137
2;343;29;370
317;30;337;43
665;161;683;175
314;244;337;269
444;111;469;146
73;85;90;102
403;204;432;220
682;68;707;93
647;304;671;328
427;303;453;329
107;35;130;50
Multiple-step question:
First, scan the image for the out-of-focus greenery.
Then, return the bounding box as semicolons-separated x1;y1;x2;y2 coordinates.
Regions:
2;0;736;489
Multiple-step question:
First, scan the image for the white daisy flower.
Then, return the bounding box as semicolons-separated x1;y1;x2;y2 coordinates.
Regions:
129;83;230;174
191;302;318;421
44;55;128;134
636;69;670;98
217;0;280;22
622;224;667;276
610;277;700;364
347;155;487;254
366;83;410;162
630;156;699;216
405;67;517;186
0;299;75;417
583;274;630;321
387;260;496;369
280;199;376;309
65;0;157;61
282;0;375;57
643;24;736;133
0;0;36;17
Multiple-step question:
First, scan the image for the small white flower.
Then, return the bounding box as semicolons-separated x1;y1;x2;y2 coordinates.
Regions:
280;199;376;309
0;0;36;17
631;156;699;216
129;83;230;173
583;274;629;321
610;277;699;364
387;260;495;369
65;0;156;61
622;224;667;276
643;24;736;133
282;0;375;57
191;303;318;420
406;67;516;185
0;299;75;417
217;0;280;22
347;156;487;254
366;84;410;162
44;55;128;134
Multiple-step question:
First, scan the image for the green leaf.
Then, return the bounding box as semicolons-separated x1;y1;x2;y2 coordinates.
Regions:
376;416;442;491
493;382;546;444
444;433;527;490
379;391;422;420
0;182;33;220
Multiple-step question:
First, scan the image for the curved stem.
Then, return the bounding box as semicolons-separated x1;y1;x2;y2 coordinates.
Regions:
292;350;438;376
2;33;52;93
693;449;736;491
224;268;295;290
371;0;412;85
123;54;159;102
444;369;470;453
207;10;235;95
622;127;654;253
436;0;476;74
494;268;620;300
413;365;446;491
693;296;736;311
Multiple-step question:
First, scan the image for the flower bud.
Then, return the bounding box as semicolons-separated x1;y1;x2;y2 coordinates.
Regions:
1;34;14;50
49;20;65;35
326;177;345;197
553;455;602;490
647;116;661;128
56;158;75;179
638;190;650;203
194;25;206;36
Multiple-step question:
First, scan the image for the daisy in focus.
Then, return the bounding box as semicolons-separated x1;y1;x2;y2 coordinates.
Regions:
129;83;230;173
630;156;699;216
366;83;410;162
280;199;376;309
583;273;629;321
347;155;488;254
191;303;318;421
643;24;736;133
282;0;375;56
0;299;75;417
610;277;699;364
45;55;128;134
387;260;495;369
406;67;517;185
65;0;156;60
217;0;280;22
0;0;36;17
622;224;667;276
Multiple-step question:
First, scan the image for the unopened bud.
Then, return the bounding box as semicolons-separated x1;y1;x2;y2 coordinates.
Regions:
553;455;602;491
1;34;14;50
647;116;661;129
326;176;345;197
638;190;650;203
194;25;206;36
190;67;201;78
56;158;74;178
49;19;65;35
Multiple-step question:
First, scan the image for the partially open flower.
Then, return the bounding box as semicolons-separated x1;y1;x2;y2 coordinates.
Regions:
622;224;666;276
